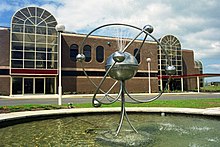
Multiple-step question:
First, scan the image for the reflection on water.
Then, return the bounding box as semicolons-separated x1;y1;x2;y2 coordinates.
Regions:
0;114;220;146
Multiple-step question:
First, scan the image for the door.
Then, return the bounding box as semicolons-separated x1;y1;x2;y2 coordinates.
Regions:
24;78;33;94
35;78;44;94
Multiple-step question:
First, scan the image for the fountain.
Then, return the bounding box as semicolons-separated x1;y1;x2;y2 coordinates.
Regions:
0;113;220;146
76;23;175;136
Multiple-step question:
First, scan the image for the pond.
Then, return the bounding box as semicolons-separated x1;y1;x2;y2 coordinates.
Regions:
0;113;219;146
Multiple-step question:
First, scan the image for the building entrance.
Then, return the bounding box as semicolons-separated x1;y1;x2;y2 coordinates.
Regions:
12;77;56;95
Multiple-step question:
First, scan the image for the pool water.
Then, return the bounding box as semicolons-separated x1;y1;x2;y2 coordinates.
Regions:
0;113;219;146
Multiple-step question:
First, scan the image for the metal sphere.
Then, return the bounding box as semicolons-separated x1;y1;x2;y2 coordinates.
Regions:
76;54;85;62
106;52;138;81
93;99;101;107
55;24;65;32
143;25;153;34
113;51;125;62
165;65;176;75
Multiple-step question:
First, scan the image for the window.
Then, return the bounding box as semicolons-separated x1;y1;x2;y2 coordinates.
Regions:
10;7;58;70
96;46;104;63
12;78;22;94
83;45;91;62
70;44;78;62
134;48;140;64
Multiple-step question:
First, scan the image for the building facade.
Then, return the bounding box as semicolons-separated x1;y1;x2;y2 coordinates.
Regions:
0;6;202;96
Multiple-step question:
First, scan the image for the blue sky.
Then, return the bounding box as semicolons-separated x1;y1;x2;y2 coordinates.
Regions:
1;0;220;82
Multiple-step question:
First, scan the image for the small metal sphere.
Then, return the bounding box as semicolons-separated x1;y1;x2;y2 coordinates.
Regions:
113;51;125;62
165;65;176;75
93;99;101;107
76;54;85;62
143;25;153;34
55;24;65;32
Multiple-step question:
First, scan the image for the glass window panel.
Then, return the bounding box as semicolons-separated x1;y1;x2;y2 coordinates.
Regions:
29;17;36;25
12;60;23;68
134;48;140;64
37;52;46;60
36;17;43;24
24;78;33;94
177;71;182;75
38;21;46;27
46;16;55;23
177;56;182;60
24;52;35;59
36;27;46;34
47;61;57;69
48;44;57;52
25;43;35;51
177;66;182;70
36;35;46;43
25;19;34;25
47;21;57;27
47;53;57;60
14;11;26;21
46;78;55;94
21;8;30;18
36;43;46;51
177;61;182;65
36;46;46;51
25;34;35;42
12;33;23;41
25;25;35;33
29;7;36;16
36;61;46;68
83;45;91;62
12;24;23;32
41;10;50;19
47;36;57;44
48;28;57;35
12;17;24;24
24;61;34;68
12;78;22;94
12;42;23;50
37;7;44;17
12;51;23;59
96;46;104;63
70;44;78;62
35;78;44;93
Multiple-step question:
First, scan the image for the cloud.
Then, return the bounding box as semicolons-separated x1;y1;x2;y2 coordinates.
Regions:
209;64;220;69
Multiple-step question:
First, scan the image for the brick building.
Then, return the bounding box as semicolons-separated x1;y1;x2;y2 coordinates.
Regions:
0;6;202;96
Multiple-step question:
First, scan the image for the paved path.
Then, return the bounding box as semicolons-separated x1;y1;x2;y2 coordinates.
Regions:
0;92;219;106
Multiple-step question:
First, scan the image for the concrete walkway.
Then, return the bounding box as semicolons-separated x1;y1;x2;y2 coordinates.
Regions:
1;107;220;127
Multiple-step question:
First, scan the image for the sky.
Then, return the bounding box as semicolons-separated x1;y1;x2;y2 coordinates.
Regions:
0;0;220;82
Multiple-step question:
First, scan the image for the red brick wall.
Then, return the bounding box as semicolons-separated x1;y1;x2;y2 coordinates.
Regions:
0;29;10;67
61;33;159;94
0;77;10;95
182;49;200;90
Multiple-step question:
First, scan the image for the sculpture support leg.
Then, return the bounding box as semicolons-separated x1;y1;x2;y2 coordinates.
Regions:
115;81;125;136
115;81;138;136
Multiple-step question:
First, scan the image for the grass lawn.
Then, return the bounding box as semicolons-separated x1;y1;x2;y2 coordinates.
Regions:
0;98;220;113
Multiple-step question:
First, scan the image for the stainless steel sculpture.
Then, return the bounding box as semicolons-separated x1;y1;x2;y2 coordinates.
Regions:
77;23;175;136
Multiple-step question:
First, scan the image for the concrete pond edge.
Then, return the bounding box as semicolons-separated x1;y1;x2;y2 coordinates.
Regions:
0;107;220;127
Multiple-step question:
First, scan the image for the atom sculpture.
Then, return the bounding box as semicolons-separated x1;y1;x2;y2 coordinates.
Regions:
76;23;175;136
